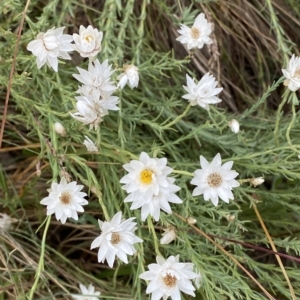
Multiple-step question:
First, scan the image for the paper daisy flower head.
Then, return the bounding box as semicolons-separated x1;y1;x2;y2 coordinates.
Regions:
71;283;101;300
282;54;300;92
120;152;182;221
139;255;198;300
40;177;88;224
73;25;103;58
176;13;213;50
70;95;109;130
191;153;240;206
117;64;139;89
83;136;98;152
27;27;73;72
182;73;223;110
73;59;117;100
91;211;143;268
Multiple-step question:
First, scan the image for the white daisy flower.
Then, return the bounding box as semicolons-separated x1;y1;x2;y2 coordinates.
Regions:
40;177;88;224
124;178;182;221
160;226;177;245
83;136;98;152
73;25;103;58
99;91;120;111
27;27;73;72
73;59;117;100
191;153;240;206
120;152;182;221
117;64;139;89
71;283;101;300
0;213;13;231
90;211;143;268
176;13;213;50
228;119;240;134
139;255;198;300
282;54;300;92
70;95;108;130
182;73;223;110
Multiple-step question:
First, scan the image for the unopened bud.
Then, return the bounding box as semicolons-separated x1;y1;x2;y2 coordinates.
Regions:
228;119;240;134
226;214;235;222
250;177;264;187
53;122;66;137
160;226;177;245
186;216;197;225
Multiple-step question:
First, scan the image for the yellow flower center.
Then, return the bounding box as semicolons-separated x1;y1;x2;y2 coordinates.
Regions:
140;169;154;184
84;34;94;43
207;172;222;187
59;191;72;205
163;274;177;287
190;27;201;39
110;232;121;245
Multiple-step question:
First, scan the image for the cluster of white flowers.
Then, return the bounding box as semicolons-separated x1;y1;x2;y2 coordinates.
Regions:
29;11;274;300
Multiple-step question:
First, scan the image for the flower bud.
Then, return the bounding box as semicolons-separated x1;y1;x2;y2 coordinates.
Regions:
226;214;235;222
160;226;177;244
53;122;66;137
250;177;264;187
228;119;240;134
186;216;197;225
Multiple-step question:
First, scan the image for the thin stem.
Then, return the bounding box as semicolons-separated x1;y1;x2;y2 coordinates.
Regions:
253;205;296;300
172;170;193;176
147;217;162;256
28;215;51;300
162;104;191;129
274;90;289;146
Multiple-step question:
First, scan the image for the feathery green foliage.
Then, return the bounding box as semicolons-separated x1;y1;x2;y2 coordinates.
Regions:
1;0;300;299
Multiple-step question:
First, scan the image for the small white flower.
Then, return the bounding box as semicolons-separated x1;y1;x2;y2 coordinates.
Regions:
71;283;101;300
139;255;198;300
182;73;223;110
53;122;66;136
73;25;103;58
73;59;117;100
27;27;73;72
191;153;240;206
282;54;300;92
0;213;13;231
228;119;240;134
70;95;109;130
117;64;139;89
250;177;264;187
176;13;213;50
91;211;143;268
120;152;182;221
40;177;88;224
160;226;177;245
83;136;98;152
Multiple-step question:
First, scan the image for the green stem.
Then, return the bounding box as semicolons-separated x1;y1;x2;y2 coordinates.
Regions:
274;90;289;146
172;170;193;176
28;216;51;300
162;104;191;129
147;216;162;256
